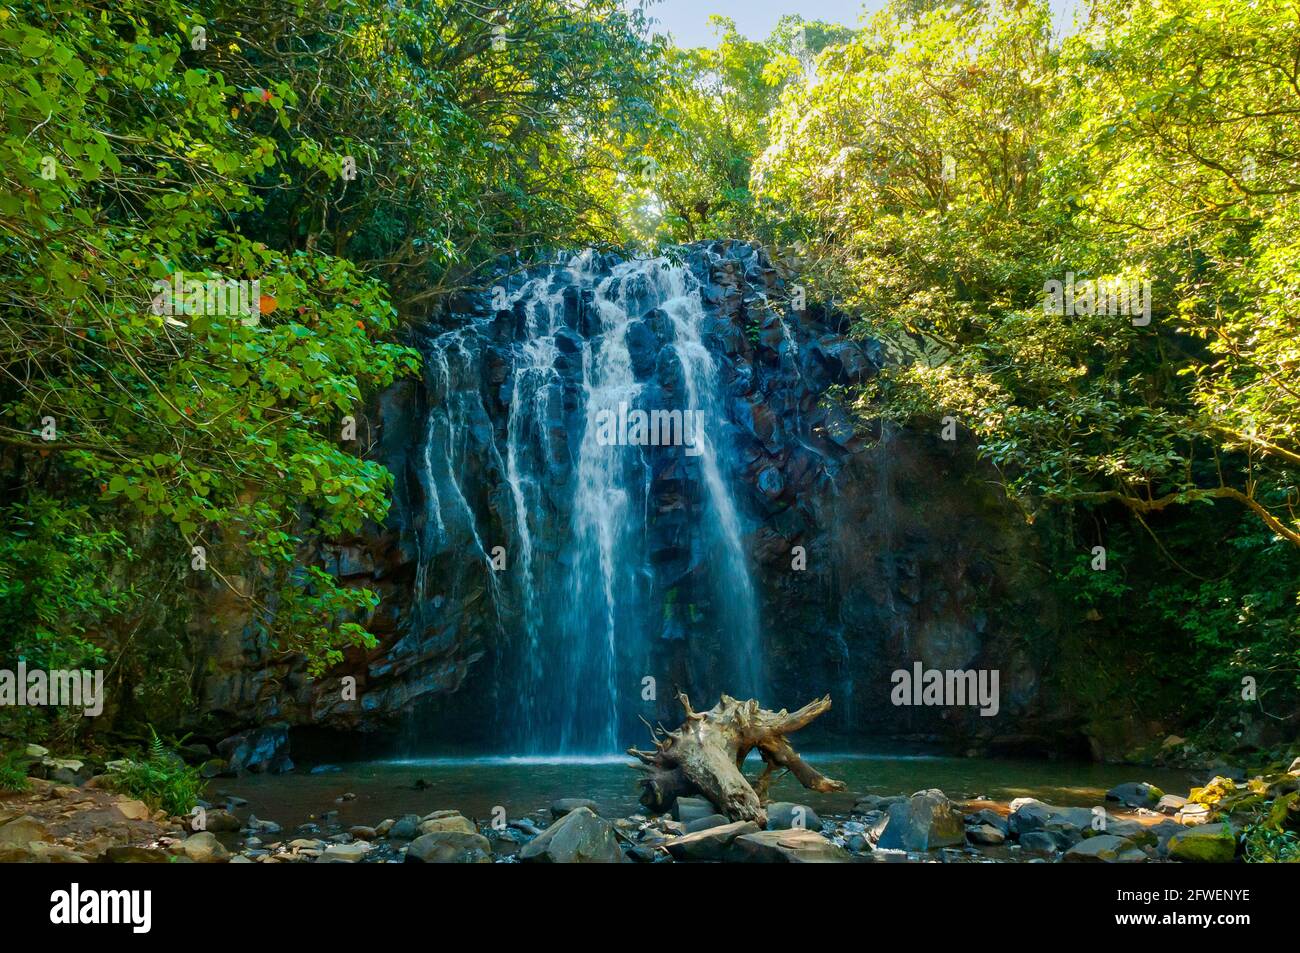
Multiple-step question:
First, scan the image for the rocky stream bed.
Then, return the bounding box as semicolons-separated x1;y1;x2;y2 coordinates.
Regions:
4;749;1297;864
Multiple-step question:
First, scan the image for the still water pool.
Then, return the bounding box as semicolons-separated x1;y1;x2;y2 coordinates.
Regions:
213;753;1197;829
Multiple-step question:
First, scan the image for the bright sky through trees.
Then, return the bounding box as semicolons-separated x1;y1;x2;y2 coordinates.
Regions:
643;0;1086;46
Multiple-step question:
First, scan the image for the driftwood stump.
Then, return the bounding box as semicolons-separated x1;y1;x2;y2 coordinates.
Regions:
628;692;846;825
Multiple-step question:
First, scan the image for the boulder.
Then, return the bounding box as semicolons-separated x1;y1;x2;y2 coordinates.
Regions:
665;821;759;862
518;807;622;863
852;794;905;814
876;790;965;852
1175;803;1211;826
0;815;49;848
965;808;1010;835
10;842;87;868
216;725;293;775
405;832;493;864
1167;823;1237;863
684;814;731;834
41;757;89;786
103;846;170;863
387;815;421;840
418;812;476;836
180;831;229;863
1008;798;1096;847
765;802;824;832
671;796;716;826
966;823;1006;846
1155;794;1188;815
730;830;853;863
319;842;370;863
549;798;600;820
1064;835;1131;862
1105;782;1164;809
203;809;242;833
1019;831;1059;854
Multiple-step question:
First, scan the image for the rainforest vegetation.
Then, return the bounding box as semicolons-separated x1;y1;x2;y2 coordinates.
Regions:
1;0;1297;770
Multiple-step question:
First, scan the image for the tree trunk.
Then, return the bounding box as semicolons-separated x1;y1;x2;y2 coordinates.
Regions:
628;692;846;825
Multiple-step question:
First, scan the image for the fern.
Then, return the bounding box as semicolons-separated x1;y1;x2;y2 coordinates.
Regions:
109;726;204;817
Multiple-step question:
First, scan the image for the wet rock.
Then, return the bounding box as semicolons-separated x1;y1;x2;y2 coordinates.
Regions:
671;797;716;826
877;790;965;852
0;815;49;848
1175;803;1211;826
966;823;1006;846
627;844;667;863
405;832;493;864
1155;794;1188;815
216;725;293;775
685;814;731;834
418;812;476;836
550;798;600;819
388;815;421;840
853;795;905;814
180;831;230;863
518;807;622;864
765;802;823;833
1167;823;1237;863
22;844;89;863
1105;782;1164;809
107;795;151;816
965;808;1010;834
730;830;853;863
1064;835;1131;862
246;815;281;835
204;809;241;833
665;821;760;862
1019;832;1059;854
40;757;90;786
1008;799;1095;847
103;846;170;863
319;842;371;863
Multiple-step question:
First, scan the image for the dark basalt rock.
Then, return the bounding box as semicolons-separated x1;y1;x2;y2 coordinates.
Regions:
194;241;1065;755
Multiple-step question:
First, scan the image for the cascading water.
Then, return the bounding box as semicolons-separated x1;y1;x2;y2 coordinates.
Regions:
413;249;767;754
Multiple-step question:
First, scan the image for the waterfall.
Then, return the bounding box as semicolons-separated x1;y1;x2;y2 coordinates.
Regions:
411;250;767;754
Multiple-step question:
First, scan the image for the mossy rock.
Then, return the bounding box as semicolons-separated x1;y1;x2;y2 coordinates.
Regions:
1168;823;1237;863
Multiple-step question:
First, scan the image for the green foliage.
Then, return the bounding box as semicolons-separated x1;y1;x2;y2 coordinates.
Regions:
620;14;853;244
1242;825;1300;863
0;0;663;736
0;496;123;670
748;0;1300;733
108;728;204;817
0;750;31;792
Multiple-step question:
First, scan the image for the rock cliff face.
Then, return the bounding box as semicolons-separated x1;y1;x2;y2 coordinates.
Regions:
198;241;1071;755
